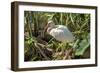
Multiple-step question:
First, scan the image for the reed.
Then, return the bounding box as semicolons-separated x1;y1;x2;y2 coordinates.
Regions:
24;11;90;61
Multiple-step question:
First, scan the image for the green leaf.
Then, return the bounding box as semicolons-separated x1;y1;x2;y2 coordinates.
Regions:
75;39;90;56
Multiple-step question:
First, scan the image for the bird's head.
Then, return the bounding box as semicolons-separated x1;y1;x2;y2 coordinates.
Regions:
44;20;55;33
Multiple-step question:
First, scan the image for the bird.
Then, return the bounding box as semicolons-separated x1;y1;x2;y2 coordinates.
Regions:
44;20;74;43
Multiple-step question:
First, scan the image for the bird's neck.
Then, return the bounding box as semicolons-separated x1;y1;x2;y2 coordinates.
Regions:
47;27;53;33
47;26;57;33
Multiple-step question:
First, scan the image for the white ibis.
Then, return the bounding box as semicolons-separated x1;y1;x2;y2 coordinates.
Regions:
44;20;74;43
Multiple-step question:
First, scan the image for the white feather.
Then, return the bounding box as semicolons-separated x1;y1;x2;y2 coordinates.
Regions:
48;25;74;42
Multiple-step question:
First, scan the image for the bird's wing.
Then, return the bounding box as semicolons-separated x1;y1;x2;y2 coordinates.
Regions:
50;26;74;42
56;25;74;38
49;28;60;39
62;28;74;42
49;29;67;42
56;25;68;30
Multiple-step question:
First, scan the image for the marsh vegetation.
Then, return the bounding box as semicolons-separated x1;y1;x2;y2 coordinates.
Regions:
24;11;90;61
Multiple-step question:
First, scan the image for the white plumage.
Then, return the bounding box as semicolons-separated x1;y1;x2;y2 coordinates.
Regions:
45;21;74;43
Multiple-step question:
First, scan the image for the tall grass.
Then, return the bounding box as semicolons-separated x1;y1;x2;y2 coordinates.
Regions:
24;11;90;61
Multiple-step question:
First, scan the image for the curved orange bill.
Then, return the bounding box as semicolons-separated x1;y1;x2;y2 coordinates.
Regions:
44;24;48;33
